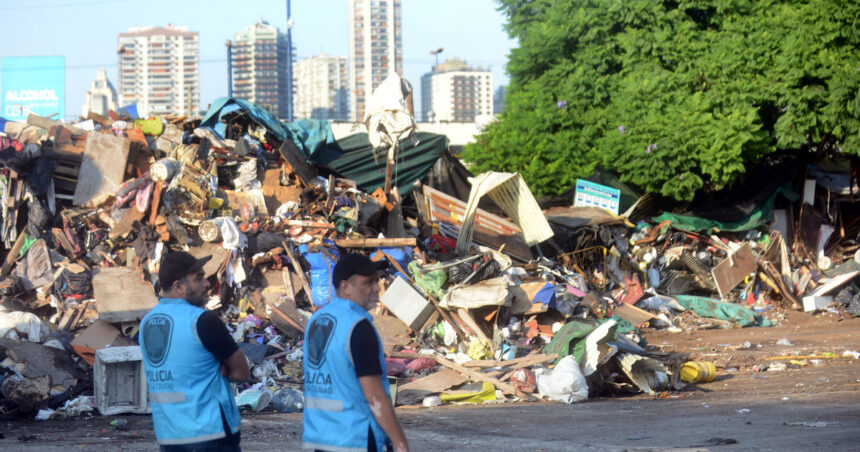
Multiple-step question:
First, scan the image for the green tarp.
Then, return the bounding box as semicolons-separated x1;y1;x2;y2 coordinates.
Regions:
326;132;450;198
542;320;598;366
675;295;772;327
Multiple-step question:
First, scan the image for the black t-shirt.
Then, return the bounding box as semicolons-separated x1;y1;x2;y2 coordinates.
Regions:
350;319;383;377
196;310;239;361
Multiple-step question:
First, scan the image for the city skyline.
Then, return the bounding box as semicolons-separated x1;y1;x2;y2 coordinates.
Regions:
0;0;515;122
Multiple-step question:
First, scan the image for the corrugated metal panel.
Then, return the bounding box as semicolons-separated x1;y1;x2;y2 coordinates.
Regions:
456;172;554;255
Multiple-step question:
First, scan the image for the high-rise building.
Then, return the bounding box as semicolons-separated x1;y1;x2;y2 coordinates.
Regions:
348;0;403;122
295;54;349;121
231;21;290;119
493;85;506;115
420;58;493;122
117;25;199;116
82;68;118;117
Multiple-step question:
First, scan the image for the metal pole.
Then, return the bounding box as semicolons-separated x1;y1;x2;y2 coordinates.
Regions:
286;0;294;122
226;40;233;98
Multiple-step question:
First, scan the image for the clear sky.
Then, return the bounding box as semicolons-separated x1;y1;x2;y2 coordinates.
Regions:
0;0;516;121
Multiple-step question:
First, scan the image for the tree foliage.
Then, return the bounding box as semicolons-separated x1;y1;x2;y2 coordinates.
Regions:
463;0;860;200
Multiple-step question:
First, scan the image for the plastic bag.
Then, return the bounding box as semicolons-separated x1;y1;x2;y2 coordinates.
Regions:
272;388;304;413
0;311;49;342
535;355;588;404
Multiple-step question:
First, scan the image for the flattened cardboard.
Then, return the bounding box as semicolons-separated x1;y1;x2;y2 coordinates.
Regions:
70;320;122;365
614;303;658;327
73;132;130;207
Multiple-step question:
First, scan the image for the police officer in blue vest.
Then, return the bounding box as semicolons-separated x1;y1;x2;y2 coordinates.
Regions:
141;251;250;451
303;253;409;452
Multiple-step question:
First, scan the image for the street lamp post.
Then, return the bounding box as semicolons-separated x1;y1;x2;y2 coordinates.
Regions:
286;0;294;122
226;40;233;98
429;47;444;71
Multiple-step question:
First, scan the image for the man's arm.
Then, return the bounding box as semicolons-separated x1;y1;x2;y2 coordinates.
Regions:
197;311;249;382
359;375;408;452
220;348;250;382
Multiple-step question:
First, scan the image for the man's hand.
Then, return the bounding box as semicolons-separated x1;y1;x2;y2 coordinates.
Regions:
221;349;250;382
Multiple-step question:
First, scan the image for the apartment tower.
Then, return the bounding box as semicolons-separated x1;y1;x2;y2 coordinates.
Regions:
348;0;402;122
231;21;290;118
117;25;199;116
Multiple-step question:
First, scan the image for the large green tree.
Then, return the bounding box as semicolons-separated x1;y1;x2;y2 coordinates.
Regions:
463;0;860;200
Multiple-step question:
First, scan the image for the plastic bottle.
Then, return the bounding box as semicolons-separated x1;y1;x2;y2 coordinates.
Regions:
272;388;304;413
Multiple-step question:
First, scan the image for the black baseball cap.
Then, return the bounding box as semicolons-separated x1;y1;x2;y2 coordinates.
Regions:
159;251;212;290
332;253;388;288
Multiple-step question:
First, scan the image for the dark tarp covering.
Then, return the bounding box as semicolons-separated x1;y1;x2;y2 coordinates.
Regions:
326;132;450;198
202;97;288;141
201;97;341;164
666;158;801;223
653;158;801;232
423;150;476;202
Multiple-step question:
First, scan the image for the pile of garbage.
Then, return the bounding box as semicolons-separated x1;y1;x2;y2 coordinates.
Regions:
0;82;858;419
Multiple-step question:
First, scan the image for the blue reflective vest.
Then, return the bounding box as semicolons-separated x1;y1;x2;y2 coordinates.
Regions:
140;298;241;445
303;296;390;452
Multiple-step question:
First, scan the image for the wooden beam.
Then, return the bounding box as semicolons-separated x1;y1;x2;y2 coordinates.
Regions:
283;242;314;308
336;238;416;248
457;308;494;354
27;113;86;135
433;354;531;400
149;181;164;225
0;231;27;276
270;302;306;334
377;251;468;343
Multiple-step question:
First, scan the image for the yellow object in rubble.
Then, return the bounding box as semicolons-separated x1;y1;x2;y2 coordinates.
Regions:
680;361;716;383
467;339;494;361
440;381;497;404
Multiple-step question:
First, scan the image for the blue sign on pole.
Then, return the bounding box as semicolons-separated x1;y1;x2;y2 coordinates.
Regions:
0;56;65;121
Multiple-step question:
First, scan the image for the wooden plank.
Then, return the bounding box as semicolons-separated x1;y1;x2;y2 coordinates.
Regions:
283;243;314;307
461;352;555;370
372;312;413;352
149;181;164;224
271;299;307;334
27;113;86;135
711;242;758;298
457;308;494;354
385;187;407;238
109;206;145;239
397;368;465;393
613;303;658;327
73;132;130;207
336;238;416;248
0;231;27;276
433;354;531;400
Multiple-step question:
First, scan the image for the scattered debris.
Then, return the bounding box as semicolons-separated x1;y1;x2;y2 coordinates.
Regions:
0;83;858;420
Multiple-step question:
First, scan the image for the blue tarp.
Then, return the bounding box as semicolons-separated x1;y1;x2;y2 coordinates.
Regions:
200;97;341;165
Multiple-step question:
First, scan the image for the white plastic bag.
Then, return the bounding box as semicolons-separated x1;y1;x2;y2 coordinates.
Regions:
0;311;49;342
535;355;588;404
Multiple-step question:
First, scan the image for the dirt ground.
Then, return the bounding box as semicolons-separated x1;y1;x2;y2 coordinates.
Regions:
2;308;858;451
